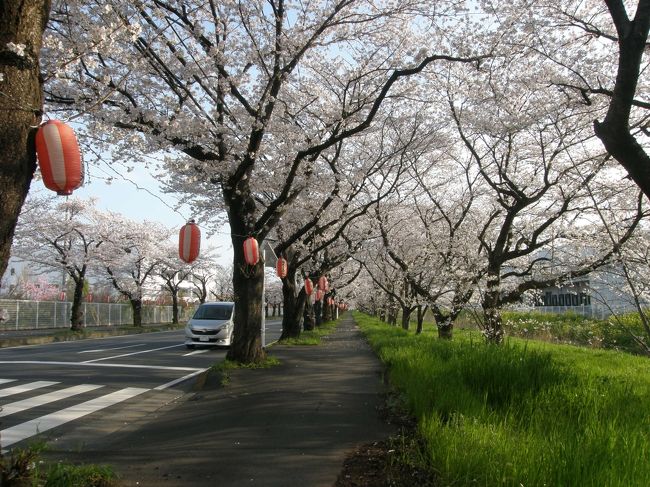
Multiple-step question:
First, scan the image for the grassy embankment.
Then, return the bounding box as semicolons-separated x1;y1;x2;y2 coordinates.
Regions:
355;311;650;487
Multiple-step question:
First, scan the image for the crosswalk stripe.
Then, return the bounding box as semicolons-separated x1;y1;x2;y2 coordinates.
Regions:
0;381;59;398
0;387;149;448
0;384;103;418
0;379;17;385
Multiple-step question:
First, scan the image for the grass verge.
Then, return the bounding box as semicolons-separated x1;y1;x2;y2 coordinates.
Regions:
354;311;650;487
211;356;282;386
0;443;116;486
277;319;339;346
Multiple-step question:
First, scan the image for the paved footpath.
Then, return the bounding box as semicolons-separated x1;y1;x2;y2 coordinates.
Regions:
48;314;393;486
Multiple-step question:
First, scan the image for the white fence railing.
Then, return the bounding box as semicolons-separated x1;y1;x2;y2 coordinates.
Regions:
0;299;191;330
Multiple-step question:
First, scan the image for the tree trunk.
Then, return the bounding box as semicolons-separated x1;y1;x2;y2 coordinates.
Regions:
416;305;426;334
594;6;650;202
430;306;455;340
70;274;84;331
226;236;266;364
314;300;323;327
280;266;300;339
171;290;179;324
323;297;332;322
0;0;50;281
400;305;411;330
303;296;315;331
387;306;398;326
437;319;453;339
482;274;504;343
130;298;143;327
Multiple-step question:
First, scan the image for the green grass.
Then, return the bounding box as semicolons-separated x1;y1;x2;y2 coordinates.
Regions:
354;311;650;487
277;319;339;346
211;356;282;386
0;443;116;486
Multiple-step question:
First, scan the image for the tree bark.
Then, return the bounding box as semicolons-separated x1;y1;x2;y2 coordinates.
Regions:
314;300;323;327
70;274;84;331
595;2;650;201
323;297;332;322
280;265;300;339
303;297;315;331
130;298;143;327
400;305;411;330
415;305;426;334
226;234;266;364
171;290;179;324
482;273;504;343
0;0;51;282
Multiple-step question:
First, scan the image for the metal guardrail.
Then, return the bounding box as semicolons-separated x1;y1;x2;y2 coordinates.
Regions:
0;299;192;330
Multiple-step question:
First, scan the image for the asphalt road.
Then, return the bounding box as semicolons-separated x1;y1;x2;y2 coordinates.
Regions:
0;319;282;452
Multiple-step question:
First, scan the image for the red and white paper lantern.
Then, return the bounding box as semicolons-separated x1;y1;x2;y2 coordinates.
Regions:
318;276;329;292
316;290;324;301
276;257;288;279
304;278;314;295
179;220;201;264
35;120;83;196
243;236;259;265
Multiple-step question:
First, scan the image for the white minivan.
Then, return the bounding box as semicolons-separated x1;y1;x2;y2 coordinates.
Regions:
184;302;235;349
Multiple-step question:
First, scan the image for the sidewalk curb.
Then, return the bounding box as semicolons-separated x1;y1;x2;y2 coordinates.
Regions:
0;324;185;348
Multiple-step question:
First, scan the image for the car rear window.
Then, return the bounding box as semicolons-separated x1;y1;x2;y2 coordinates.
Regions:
193;304;233;320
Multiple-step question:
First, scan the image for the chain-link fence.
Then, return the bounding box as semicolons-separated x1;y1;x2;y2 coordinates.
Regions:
0;299;192;330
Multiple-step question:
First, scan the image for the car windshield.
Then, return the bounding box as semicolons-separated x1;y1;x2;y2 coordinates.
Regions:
192;304;233;320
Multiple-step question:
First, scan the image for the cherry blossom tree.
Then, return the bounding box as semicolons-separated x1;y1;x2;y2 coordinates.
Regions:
0;0;51;282
42;0;487;363
96;211;171;326
157;243;193;324
443;56;648;343
11;195;102;330
478;1;650;204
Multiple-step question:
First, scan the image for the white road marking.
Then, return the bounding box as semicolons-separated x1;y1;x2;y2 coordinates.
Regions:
0;379;17;385
0;361;201;372
0;384;103;417
0;387;149;448
81;344;183;363
78;344;144;353
154;369;208;390
183;349;209;357
0;381;58;398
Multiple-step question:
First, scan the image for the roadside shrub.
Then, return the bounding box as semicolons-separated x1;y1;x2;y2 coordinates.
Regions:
501;310;649;354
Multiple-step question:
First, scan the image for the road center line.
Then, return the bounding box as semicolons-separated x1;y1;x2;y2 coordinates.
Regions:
81;344;183;363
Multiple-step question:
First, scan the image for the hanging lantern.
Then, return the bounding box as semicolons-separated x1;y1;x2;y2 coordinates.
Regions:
316;290;324;301
276;257;288;279
35;120;83;196
243;236;259;265
179;220;201;264
318;276;329;292
304;278;314;295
